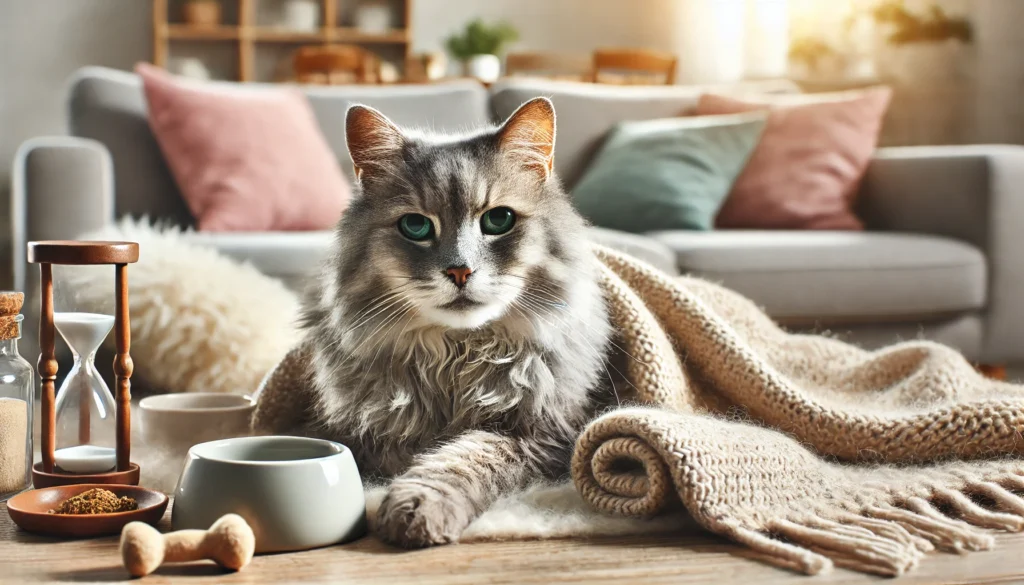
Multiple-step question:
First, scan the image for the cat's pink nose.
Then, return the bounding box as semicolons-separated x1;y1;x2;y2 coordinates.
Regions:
445;266;473;289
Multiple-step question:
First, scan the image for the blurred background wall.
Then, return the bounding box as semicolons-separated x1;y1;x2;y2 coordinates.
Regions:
3;0;1024;286
0;1;152;291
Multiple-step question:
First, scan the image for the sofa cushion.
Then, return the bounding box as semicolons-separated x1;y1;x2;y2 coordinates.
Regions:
183;227;679;292
696;89;892;231
137;64;351;232
572;113;766;232
489;78;799;189
68;67;490;227
646;231;986;323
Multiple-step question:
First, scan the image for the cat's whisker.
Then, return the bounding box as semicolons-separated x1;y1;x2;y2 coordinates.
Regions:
513;306;629;407
501;274;594;308
332;302;412;384
515;288;641;352
515;289;646;367
386;304;420;380
358;299;415;349
511;296;614;381
516;289;567;308
344;286;418;334
337;300;413;383
507;302;532;324
345;293;402;327
344;284;417;325
503;262;602;286
356;300;417;390
515;295;638;400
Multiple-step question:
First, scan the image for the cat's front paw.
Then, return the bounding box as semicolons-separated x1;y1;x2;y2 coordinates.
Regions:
376;480;473;548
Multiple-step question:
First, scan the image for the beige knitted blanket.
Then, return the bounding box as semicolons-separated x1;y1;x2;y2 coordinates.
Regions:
254;246;1024;577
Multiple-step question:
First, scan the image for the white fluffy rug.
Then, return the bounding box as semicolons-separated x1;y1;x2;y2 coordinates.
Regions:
73;219;694;542
70;218;302;395
365;483;695;541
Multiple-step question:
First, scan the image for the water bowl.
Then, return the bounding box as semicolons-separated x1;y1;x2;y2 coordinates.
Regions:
171;436;366;553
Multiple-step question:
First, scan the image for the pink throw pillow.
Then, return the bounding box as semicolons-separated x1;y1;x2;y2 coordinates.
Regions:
136;63;350;231
696;88;892;230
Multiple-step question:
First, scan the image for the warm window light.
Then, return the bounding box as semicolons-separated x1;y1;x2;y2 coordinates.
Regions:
789;0;861;39
671;0;821;83
671;0;746;83
746;0;790;78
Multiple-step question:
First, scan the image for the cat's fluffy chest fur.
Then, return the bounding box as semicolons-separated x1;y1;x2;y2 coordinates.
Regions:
308;263;610;478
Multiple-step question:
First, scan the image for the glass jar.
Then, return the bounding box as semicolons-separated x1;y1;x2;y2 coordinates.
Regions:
0;293;35;501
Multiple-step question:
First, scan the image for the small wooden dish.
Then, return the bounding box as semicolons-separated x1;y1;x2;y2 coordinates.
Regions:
6;484;168;538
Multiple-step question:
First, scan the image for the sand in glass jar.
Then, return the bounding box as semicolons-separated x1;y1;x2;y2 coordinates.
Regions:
0;293;34;500
52;266;118;474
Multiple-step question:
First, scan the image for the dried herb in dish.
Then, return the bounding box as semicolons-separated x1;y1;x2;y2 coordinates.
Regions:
49;488;138;515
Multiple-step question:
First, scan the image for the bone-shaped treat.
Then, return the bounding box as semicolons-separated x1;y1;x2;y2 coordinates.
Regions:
119;513;256;577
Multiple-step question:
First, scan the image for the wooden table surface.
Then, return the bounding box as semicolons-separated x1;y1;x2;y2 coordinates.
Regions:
5;502;1024;584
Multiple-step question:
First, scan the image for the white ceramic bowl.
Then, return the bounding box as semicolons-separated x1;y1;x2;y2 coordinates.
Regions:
171;436;366;553
139;393;255;449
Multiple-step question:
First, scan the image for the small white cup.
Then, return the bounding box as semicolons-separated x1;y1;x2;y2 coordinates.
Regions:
139;393;255;452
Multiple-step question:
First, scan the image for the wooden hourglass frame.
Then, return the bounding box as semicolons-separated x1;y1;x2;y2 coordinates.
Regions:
28;241;140;488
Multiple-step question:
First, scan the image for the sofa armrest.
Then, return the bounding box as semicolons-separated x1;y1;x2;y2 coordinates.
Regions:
858;145;1024;362
11;137;115;292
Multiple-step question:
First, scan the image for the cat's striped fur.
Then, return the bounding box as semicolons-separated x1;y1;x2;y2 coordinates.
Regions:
301;98;615;547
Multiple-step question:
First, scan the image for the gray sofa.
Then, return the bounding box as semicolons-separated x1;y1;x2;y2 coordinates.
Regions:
12;66;1024;366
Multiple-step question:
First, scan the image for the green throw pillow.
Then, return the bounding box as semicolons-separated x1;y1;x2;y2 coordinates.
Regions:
572;112;766;233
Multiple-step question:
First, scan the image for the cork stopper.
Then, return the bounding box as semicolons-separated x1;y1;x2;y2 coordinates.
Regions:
0;292;23;317
0;292;25;340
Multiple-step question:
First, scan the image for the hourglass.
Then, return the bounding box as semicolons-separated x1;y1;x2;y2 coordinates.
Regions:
28;240;140;488
53;311;117;473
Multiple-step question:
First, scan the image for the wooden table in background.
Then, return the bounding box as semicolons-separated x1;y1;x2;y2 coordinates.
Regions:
4;502;1024;584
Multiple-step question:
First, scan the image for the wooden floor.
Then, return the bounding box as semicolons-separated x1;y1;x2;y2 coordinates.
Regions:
5;503;1024;584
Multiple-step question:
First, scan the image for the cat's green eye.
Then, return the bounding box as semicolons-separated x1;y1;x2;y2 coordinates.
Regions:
398;214;434;241
481;207;516;235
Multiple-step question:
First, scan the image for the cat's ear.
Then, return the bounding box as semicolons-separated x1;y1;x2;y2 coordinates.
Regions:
497;97;556;180
346;104;404;180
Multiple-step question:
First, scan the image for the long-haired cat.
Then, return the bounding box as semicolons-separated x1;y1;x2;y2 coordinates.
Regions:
302;98;615;548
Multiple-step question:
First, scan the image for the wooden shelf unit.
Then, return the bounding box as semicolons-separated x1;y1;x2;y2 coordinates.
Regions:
153;0;412;82
165;24;241;40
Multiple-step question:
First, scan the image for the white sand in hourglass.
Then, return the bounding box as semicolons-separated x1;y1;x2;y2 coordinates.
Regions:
55;313;116;353
53;312;117;474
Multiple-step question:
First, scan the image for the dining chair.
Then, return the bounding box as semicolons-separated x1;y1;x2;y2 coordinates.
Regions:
505;52;594;82
404;53;448;83
293;45;381;85
593;48;678;85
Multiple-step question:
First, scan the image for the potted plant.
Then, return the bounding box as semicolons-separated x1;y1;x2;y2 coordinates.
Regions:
444;19;519;83
872;0;972;45
183;0;222;27
787;37;844;79
866;0;972;81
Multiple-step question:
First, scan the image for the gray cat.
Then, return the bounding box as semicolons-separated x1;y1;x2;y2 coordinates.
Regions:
301;98;615;548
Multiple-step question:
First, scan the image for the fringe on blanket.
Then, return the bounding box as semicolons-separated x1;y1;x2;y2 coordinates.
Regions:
721;475;1024;577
